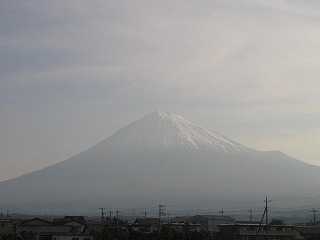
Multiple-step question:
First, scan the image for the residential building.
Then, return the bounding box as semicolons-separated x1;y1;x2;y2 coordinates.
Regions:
16;218;70;240
172;216;190;223
54;216;87;234
187;215;235;233
295;226;320;240
164;223;202;233
0;219;15;233
219;223;304;240
131;218;159;233
52;233;93;240
16;217;92;240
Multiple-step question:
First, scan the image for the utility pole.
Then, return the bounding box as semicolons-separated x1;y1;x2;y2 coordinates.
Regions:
249;208;253;221
115;210;121;226
264;197;271;240
109;211;113;225
310;208;318;225
219;209;224;216
159;204;166;240
98;208;105;224
142;210;147;219
255;207;266;240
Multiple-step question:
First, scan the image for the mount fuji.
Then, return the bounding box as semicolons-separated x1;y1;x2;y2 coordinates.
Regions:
1;111;320;214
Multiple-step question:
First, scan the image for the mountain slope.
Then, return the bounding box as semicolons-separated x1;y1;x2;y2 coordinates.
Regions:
0;111;320;214
99;111;256;153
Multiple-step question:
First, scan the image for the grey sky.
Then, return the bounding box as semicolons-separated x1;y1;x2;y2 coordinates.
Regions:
1;0;320;181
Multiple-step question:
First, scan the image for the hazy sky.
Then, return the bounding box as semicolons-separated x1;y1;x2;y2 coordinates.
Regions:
1;0;320;181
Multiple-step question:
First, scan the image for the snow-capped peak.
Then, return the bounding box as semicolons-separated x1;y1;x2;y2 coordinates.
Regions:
104;111;256;154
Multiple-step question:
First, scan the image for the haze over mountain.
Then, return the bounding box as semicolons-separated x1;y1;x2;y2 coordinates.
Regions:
1;111;320;214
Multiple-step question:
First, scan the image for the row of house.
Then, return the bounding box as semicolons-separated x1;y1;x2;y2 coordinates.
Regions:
1;214;320;240
133;215;320;240
1;216;94;240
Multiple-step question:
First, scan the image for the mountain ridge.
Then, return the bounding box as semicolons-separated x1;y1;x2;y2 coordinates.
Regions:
0;111;320;214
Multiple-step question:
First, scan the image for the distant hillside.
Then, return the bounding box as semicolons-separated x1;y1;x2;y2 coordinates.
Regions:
1;111;320;214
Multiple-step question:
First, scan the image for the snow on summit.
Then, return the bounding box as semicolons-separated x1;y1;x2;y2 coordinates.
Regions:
105;111;255;154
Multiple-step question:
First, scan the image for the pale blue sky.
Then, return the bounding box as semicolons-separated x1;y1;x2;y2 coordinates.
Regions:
1;0;320;181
